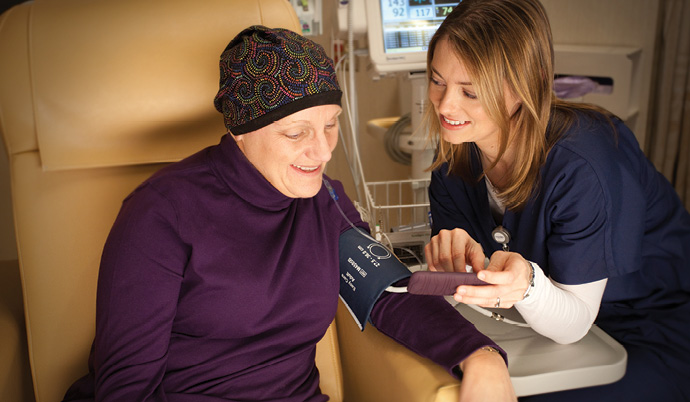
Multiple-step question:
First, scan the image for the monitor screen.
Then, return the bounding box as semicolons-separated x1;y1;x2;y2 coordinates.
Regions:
366;0;458;74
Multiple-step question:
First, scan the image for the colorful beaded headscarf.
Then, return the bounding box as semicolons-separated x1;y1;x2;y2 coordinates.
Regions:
214;25;342;135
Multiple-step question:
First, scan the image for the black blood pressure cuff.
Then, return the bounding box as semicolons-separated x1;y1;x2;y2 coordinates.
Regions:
339;227;412;330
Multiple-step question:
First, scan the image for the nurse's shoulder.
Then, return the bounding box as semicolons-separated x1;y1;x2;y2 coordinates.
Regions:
548;109;642;177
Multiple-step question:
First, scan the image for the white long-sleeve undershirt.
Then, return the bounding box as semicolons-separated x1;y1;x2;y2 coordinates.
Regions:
515;263;607;344
485;178;606;344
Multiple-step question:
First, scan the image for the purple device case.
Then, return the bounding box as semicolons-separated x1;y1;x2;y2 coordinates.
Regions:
407;271;489;295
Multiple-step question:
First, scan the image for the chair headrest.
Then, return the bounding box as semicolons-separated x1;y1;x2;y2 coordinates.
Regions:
27;0;300;170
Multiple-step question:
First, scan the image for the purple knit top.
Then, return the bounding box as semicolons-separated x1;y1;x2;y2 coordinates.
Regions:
63;134;503;402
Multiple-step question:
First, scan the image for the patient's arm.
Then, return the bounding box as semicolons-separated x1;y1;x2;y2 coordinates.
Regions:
370;287;515;401
92;185;186;401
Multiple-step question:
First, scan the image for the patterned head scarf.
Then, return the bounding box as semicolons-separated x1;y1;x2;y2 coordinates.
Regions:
214;25;342;135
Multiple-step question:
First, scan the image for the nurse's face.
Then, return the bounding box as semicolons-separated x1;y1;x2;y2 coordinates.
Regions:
428;37;519;151
234;104;341;198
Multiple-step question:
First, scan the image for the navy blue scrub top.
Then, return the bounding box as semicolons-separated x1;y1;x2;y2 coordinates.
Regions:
429;111;690;352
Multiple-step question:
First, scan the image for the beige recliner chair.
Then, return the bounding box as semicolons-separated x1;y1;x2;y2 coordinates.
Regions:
0;1;462;401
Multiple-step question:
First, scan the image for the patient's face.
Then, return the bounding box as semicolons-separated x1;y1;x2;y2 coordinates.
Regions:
235;104;341;198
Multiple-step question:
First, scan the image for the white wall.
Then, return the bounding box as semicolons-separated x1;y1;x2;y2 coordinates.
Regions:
541;0;661;150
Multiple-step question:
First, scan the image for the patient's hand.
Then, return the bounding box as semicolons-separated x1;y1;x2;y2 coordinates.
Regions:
458;347;516;402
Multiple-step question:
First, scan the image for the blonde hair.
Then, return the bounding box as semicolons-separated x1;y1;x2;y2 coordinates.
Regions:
425;0;610;210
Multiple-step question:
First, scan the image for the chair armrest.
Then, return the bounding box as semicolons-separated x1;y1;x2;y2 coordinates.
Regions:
335;299;461;402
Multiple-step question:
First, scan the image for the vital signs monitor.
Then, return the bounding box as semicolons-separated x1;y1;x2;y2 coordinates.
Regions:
365;0;458;74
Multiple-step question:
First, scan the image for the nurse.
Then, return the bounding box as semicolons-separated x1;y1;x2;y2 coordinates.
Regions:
422;0;690;400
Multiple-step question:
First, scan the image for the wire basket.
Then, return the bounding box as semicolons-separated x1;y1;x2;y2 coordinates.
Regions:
362;178;432;267
365;178;430;232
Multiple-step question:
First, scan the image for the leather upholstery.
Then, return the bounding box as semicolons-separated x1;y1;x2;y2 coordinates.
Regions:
0;260;34;402
0;1;461;401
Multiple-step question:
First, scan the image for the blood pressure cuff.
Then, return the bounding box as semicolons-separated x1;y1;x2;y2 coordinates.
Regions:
339;227;412;330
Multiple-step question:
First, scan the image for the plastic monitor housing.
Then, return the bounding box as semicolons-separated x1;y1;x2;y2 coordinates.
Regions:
365;0;457;75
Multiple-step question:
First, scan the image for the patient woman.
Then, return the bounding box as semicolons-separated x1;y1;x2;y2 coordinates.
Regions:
422;0;690;401
62;26;515;402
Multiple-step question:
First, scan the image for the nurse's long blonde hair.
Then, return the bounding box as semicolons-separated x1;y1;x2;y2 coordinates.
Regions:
425;0;611;210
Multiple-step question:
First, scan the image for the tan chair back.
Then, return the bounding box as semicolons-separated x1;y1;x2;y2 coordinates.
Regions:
0;1;343;400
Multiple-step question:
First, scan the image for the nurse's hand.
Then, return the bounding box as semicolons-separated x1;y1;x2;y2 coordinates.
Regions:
454;250;532;309
425;229;486;273
458;347;516;402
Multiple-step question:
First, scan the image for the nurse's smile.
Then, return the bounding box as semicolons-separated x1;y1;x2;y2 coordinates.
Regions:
441;115;470;129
